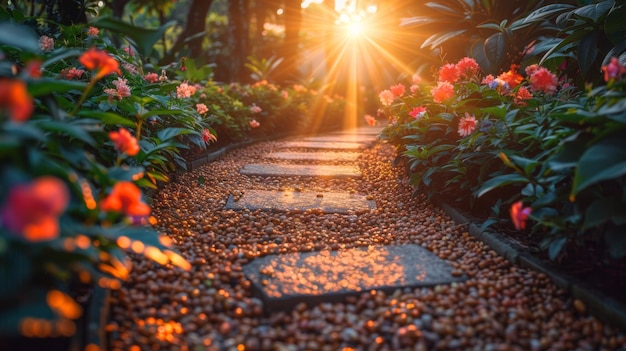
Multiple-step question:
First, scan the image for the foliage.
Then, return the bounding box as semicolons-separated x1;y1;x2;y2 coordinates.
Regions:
377;52;626;262
400;0;576;74
532;0;626;86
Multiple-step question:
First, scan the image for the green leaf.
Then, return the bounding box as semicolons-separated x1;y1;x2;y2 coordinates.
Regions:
77;110;136;128
156;127;195;141
33;120;96;146
475;173;529;198
548;237;567;260
583;197;624;230
422;30;467;49
28;78;87;97
577;30;600;77
605;225;626;259
108;167;146;181
572;134;626;197
520;4;577;24
92;16;176;57
0;22;39;52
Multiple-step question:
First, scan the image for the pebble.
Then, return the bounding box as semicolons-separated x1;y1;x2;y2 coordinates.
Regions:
108;139;626;350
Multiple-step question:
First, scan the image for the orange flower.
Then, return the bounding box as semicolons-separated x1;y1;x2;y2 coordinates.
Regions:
510;201;532;230
101;182;151;217
497;65;524;89
79;48;120;80
0;177;69;241
109;128;140;156
0;78;34;123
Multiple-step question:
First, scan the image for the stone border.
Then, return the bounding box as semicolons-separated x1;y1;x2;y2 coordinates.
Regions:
437;200;626;332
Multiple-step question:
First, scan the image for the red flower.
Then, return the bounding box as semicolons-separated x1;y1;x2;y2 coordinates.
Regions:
510;201;532;230
79;48;120;80
409;106;426;119
514;86;533;106
202;128;217;143
601;57;626;83
389;84;406;97
529;67;558;95
0;78;34;123
456;57;480;79
431;81;454;103
438;63;460;83
109;128;140;156
0;177;70;242
101;182;151;217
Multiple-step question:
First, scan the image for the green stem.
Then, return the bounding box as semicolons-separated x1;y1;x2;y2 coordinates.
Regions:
69;78;97;117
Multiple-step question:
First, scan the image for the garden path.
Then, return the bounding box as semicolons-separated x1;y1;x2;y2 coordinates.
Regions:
107;126;626;351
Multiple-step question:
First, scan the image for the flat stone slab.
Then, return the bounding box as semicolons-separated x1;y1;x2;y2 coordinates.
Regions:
240;164;361;178
277;141;367;150
331;126;384;135
224;190;376;213
299;135;377;144
265;152;359;162
243;244;466;312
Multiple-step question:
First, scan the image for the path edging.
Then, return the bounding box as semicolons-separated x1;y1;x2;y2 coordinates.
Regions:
438;201;626;332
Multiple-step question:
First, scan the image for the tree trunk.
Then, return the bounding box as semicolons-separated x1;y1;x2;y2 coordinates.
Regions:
227;0;250;82
162;0;214;63
107;0;130;19
277;0;302;83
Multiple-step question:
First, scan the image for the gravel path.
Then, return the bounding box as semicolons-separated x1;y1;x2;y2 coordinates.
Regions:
107;136;626;351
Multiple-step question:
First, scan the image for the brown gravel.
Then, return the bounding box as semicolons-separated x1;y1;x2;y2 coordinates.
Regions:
107;138;626;351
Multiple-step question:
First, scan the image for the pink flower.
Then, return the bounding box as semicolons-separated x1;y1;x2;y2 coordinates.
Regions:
282;90;289;99
602;57;626;82
525;64;540;76
0;176;69;242
389;84;405;97
122;62;138;75
456;57;480;79
176;81;196;98
196;103;209;114
60;67;85;80
412;74;422;84
431;81;454;103
409;84;419;94
457;112;477;137
104;78;131;100
250;104;262;114
378;90;395;106
202;128;217;143
87;26;99;36
481;74;495;85
438;63;460;83
529;67;558;95
409;106;426;119
364;114;377;126
249;119;260;128
510;201;532;230
143;72;159;83
124;47;134;56
38;35;54;52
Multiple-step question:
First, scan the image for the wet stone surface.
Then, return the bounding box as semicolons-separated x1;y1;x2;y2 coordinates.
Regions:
264;151;360;162
331;126;384;135
243;244;467;312
240;164;362;178
277;141;368;150
298;135;378;145
224;190;376;214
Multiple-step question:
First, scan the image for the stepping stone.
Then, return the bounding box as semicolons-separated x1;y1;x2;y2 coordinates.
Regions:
243;244;466;312
299;135;377;144
265;152;359;162
332;126;384;135
240;164;361;178
277;141;367;151
224;190;376;213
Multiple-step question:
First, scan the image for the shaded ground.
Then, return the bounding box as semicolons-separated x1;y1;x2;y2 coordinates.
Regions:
107;134;626;351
